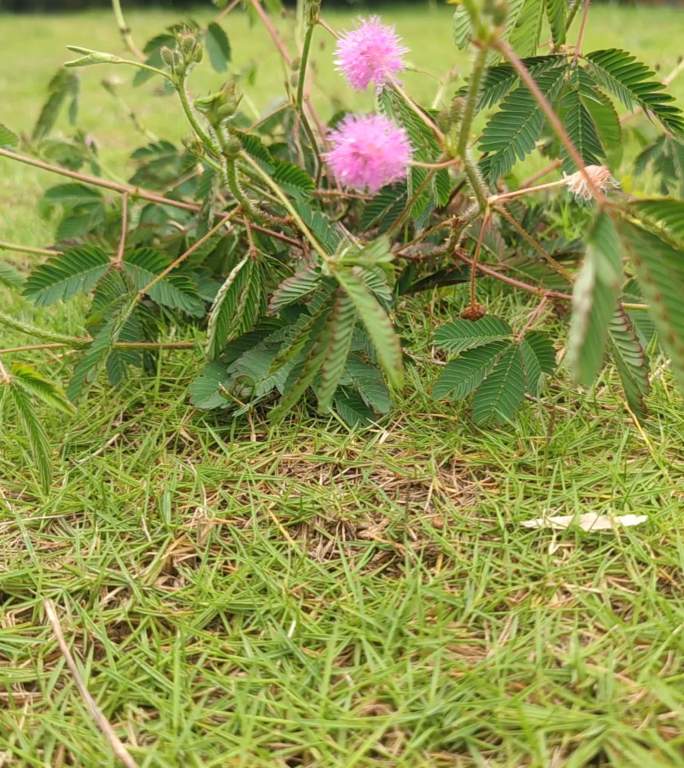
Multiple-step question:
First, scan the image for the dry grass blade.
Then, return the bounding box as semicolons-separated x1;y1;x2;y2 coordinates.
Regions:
521;513;648;531
43;599;139;768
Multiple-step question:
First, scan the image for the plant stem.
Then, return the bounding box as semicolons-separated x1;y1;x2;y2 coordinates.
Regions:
177;79;221;157
488;178;565;204
0;240;61;257
111;0;144;60
457;46;487;160
113;192;128;268
573;0;591;64
452;249;572;301
249;0;292;67
296;23;314;113
0;148;198;212
0;310;90;348
390;78;445;146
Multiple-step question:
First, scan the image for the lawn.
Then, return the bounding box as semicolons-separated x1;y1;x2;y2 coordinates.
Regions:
1;3;684;767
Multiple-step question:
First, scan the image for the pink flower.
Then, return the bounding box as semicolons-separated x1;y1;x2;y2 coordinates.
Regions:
325;114;412;193
335;17;408;91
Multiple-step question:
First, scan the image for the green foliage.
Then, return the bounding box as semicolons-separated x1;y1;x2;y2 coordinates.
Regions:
3;0;684;492
23;246;110;306
566;213;623;388
433;316;555;424
205;22;231;72
585;49;684;135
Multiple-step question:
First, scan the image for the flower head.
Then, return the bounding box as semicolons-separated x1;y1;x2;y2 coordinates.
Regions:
563;165;619;201
325;114;412;193
335;16;408;90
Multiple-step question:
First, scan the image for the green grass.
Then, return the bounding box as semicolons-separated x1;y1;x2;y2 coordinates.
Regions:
1;4;684;766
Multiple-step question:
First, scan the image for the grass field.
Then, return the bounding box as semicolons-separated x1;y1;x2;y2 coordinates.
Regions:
1;3;684;767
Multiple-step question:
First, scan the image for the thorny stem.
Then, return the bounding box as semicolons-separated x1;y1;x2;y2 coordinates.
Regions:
177;79;220;157
519;159;562;188
457;46;487;160
411;158;460;170
294;21;323;182
495;38;606;205
111;0;144;60
453;249;572;301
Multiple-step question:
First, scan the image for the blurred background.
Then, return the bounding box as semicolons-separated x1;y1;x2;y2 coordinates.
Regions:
3;0;681;10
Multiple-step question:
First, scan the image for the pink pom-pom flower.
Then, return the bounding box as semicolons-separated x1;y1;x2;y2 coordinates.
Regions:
325;114;412;193
335;16;408;91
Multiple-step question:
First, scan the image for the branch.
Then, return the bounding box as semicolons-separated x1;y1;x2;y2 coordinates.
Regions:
0;148;198;212
0;240;62;257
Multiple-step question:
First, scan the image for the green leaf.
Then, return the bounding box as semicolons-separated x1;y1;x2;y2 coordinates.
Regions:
189;361;232;409
333;388;378;427
43;183;103;207
335;269;404;391
269;265;321;315
123;248;205;317
472;343;526;425
608;307;650;421
479;66;566;182
206;256;261;359
520;331;556;396
618;220;684;393
559;85;605;173
585;49;684;135
8;383;52;493
317;291;357;412
205;22;231;72
360;185;407;233
580;82;622;168
67;309;126;401
452;5;472;49
32;68;79;141
23;245;109;306
476;56;563;110
0;123;18;148
567;213;623;387
522;330;557;374
269;311;333;422
0;262;24;290
434;316;513;355
343;356;391;415
631;198;684;248
433;341;510;401
508;0;544;57
10;363;75;415
544;0;566;46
